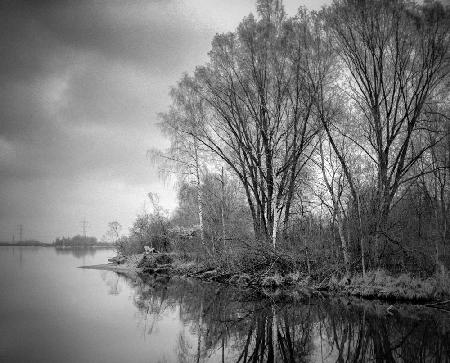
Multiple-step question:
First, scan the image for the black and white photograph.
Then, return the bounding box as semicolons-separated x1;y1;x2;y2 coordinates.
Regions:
0;0;449;361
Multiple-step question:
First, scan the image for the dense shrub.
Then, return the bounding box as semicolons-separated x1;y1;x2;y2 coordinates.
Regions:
115;236;143;256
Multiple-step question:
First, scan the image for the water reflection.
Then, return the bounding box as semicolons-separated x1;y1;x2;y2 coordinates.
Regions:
54;247;111;259
114;274;450;362
100;271;122;295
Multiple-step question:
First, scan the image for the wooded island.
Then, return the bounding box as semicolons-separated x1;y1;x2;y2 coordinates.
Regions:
112;0;450;302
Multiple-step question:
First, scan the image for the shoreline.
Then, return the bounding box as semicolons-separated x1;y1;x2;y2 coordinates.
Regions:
0;244;115;247
79;262;450;326
79;254;450;309
79;263;136;273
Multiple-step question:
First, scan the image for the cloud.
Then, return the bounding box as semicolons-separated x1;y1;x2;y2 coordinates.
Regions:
0;0;182;240
0;0;331;242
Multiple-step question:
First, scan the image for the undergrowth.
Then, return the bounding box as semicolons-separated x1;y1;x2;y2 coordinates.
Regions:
333;269;450;301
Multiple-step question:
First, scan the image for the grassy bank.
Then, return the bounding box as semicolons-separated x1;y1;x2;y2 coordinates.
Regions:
111;251;450;305
333;269;450;302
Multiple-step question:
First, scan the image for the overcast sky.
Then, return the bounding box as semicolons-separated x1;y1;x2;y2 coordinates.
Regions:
0;0;330;243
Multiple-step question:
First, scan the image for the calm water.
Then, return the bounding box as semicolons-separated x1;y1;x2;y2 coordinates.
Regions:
0;247;449;362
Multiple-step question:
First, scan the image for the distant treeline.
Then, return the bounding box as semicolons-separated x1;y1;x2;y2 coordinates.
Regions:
0;240;48;247
53;235;112;247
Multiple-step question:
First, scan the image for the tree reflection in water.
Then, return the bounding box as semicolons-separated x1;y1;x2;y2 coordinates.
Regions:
55;247;98;259
100;271;122;295
112;274;450;362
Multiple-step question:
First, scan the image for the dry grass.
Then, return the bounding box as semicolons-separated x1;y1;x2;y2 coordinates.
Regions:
123;250;450;302
338;269;450;301
172;260;199;275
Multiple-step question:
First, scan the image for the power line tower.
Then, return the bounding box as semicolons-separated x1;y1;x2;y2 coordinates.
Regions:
81;219;88;239
17;224;23;242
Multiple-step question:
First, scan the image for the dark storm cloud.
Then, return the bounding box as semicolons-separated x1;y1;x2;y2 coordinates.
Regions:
1;0;203;77
0;0;193;240
0;0;330;241
0;0;188;179
0;2;63;83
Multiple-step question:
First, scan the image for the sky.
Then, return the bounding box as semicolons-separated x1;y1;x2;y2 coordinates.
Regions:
0;0;330;243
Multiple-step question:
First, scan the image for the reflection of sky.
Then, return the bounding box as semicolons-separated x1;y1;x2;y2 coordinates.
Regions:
0;247;196;362
54;247;104;259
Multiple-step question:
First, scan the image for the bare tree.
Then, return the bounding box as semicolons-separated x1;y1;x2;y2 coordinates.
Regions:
166;2;322;246
325;0;450;262
416;106;450;269
106;221;122;244
156;93;208;249
317;136;351;274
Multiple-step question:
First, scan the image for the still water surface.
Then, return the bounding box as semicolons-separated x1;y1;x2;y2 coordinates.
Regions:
0;247;449;362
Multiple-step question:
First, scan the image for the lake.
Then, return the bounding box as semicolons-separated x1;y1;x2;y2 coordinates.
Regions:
0;246;448;362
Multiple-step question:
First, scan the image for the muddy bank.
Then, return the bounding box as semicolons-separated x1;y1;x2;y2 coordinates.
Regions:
79;263;137;273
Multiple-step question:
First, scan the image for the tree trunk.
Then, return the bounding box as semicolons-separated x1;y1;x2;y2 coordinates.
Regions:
272;203;281;249
357;194;366;277
306;216;311;275
194;140;206;248
435;207;441;271
221;167;226;249
336;212;350;275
